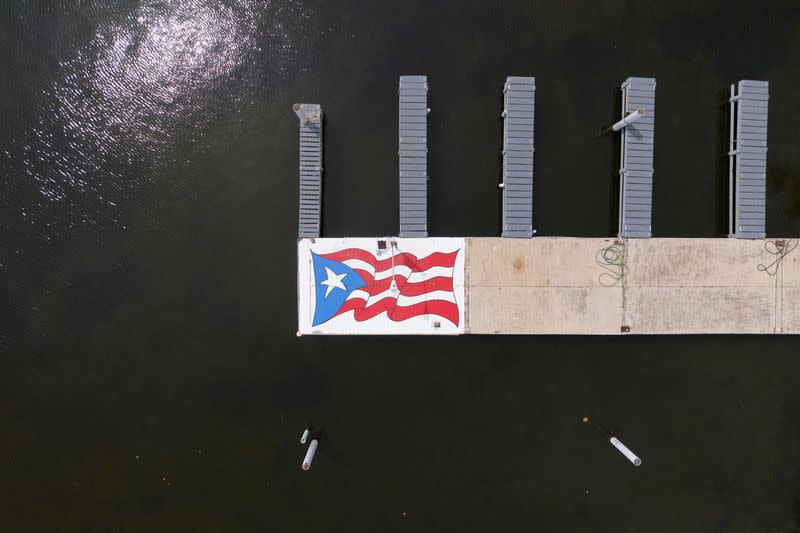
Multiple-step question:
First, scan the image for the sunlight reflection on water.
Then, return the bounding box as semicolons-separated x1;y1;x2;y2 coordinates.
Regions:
11;0;309;238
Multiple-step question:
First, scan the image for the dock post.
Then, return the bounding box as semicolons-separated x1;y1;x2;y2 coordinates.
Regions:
293;103;323;238
612;108;645;131
610;436;642;466
301;438;319;470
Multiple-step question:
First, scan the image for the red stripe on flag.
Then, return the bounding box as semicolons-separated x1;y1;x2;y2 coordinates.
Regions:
388;300;460;325
336;297;395;321
352;269;374;286
351;270;453;296
334;297;460;326
400;276;453;296
369;275;453;296
321;249;458;272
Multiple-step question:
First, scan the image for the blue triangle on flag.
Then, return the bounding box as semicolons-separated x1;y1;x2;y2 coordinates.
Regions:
311;252;367;326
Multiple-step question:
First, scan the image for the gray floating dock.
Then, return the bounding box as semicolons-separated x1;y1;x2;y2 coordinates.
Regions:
501;76;535;238
618;77;656;239
398;75;429;237
294;103;323;238
728;80;768;239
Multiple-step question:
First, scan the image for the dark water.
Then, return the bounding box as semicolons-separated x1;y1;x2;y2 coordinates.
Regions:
2;1;800;530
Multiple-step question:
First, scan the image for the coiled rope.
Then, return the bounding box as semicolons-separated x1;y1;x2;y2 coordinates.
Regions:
757;239;798;276
596;244;627;287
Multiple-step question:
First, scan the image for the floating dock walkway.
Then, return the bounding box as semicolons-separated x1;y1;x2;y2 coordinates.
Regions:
729;80;769;239
501;76;536;238
398;75;429;237
618;77;656;239
293;76;795;336
293;103;323;238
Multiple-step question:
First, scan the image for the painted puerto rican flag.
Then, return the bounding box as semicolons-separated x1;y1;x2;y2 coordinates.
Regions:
311;248;460;327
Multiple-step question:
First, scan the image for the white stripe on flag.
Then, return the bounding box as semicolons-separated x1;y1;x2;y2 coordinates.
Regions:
347;289;457;306
340;258;374;273
397;290;457;306
406;267;454;282
342;261;454;282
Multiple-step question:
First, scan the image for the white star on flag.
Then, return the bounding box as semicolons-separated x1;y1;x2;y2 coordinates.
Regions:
320;267;347;299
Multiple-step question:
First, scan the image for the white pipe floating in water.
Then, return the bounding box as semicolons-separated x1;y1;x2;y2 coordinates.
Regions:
300;428;310;445
612;108;646;131
301;439;318;470
610;436;642;466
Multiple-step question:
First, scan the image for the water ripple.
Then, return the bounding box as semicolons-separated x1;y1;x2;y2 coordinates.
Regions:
5;0;312;243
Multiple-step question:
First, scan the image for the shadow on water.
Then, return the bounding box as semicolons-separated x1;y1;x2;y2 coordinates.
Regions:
426;81;437;237
769;162;800;236
496;88;503;235
714;88;731;237
793;497;800;532
320;111;327;237
607;87;622;237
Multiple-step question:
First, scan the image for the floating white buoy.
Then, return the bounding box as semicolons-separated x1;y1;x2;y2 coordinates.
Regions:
301;439;318;470
612;108;646;131
610;436;642;466
300;428;310;445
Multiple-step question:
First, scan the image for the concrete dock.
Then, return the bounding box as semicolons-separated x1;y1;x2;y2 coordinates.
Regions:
467;237;798;334
298;237;798;335
293;76;790;336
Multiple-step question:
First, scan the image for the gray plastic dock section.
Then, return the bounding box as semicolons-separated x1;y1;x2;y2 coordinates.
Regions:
501;76;535;238
294;103;323;238
728;80;768;239
618;77;656;239
398;76;429;237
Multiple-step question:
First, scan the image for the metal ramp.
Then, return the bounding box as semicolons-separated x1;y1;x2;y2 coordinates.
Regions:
618;77;656;239
293;103;323;238
501;76;535;238
728;80;768;239
398;75;429;237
